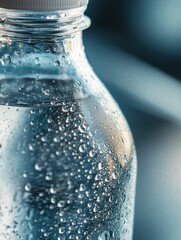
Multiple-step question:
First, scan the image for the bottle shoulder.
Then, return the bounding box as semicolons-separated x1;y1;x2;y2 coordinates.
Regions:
0;39;136;169
85;92;136;168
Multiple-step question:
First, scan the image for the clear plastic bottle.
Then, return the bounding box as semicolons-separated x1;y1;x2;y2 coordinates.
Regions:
0;1;136;239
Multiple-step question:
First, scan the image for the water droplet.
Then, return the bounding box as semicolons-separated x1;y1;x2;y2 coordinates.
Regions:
30;109;35;114
19;85;25;92
30;121;35;126
54;60;60;67
28;144;34;151
41;136;47;142
25;183;31;192
44;232;49;237
77;208;82;214
53;137;60;143
51;100;57;106
87;203;92;208
89;150;96;158
42;88;50;96
98;231;111;240
35;163;43;171
62;104;70;112
59;227;65;234
55;150;61;156
93;206;98;213
78;124;87;133
23;172;28;178
50;187;56;194
60;217;66;223
96;196;101;203
1;54;11;66
47;118;53;124
87;175;92;180
35;57;40;65
109;196;114;202
45;172;53;181
53;44;58;52
57;200;65;208
70;105;76;112
59;125;65;132
41;228;46;233
98;162;103;170
78;193;84;199
51;196;56;204
79;184;86;192
65;116;71;123
95;174;101;181
79;144;87;153
15;50;21;56
112;171;119;180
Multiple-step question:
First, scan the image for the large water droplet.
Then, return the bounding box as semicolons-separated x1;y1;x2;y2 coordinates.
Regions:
35;57;40;65
79;144;87;153
59;227;65;234
54;60;60;67
62;104;70;112
89;150;96;158
78;124;87;133
1;54;11;66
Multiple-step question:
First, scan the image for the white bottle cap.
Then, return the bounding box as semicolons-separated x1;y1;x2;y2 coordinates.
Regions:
0;0;89;11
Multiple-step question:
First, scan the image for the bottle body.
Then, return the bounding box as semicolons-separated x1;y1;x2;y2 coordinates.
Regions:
0;96;136;240
0;8;136;240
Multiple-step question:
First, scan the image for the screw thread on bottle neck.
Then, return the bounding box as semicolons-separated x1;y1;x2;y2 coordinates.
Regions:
0;7;91;41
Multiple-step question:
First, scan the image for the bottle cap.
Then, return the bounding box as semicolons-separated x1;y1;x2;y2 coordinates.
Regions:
0;0;89;11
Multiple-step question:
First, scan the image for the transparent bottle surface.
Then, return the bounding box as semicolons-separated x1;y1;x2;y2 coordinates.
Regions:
0;7;136;240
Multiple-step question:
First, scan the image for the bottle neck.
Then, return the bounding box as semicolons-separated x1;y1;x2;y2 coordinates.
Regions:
0;7;95;105
0;7;90;42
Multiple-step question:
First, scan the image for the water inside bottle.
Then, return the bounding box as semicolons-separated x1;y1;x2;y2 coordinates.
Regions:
0;92;136;240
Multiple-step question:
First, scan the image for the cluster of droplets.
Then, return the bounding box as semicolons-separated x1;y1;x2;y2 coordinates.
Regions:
0;40;81;107
0;98;135;240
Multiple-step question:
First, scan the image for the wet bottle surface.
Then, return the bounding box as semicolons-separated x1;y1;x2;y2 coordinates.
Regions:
0;2;136;240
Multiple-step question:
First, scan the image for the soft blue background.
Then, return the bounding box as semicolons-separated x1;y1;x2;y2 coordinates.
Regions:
85;1;181;239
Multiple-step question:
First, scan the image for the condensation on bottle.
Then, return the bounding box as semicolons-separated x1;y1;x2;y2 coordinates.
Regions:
0;0;136;239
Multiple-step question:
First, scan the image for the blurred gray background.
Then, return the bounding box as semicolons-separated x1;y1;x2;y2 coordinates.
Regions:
84;1;181;240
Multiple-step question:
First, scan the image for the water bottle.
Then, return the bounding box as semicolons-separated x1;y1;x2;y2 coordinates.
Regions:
0;0;137;239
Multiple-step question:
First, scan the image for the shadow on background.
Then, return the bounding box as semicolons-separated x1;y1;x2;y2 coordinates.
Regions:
85;1;181;240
